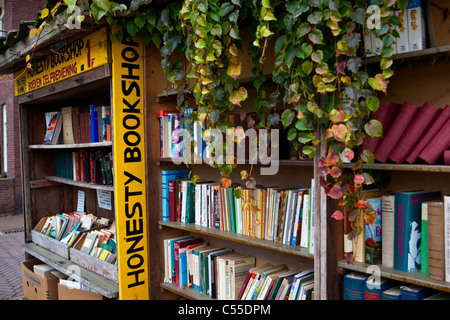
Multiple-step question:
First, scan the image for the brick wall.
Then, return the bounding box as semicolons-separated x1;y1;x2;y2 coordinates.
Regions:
0;0;46;214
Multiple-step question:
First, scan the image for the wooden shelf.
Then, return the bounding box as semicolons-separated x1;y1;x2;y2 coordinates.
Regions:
159;221;314;259
23;242;119;298
155;157;314;167
45;176;114;191
160;282;213;300
29;141;113;150
337;259;450;293
366;44;450;66
343;162;450;173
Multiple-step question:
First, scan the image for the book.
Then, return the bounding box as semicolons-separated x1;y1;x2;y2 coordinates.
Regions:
389;101;441;164
400;284;436;300
266;269;299;300
406;105;450;164
250;264;287;300
174;237;203;288
444;196;450;282
159;110;178;158
61;106;78;144
374;102;419;163
394;190;441;272
445;150;450;165
228;255;256;300
364;277;395;300
421;201;429;275
239;264;272;300
89;105;100;143
365;197;382;265
381;285;402;300
343;272;369;300
358;101;401;160
161;169;191;221
395;8;409;53
418;117;450;164
427;201;445;281
43;111;62;145
407;0;427;52
209;248;233;299
382;195;395;268
288;268;314;300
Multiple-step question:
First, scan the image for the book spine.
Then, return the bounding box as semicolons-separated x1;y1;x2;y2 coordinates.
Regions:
89;105;99;143
395;9;409;53
421;201;429;274
428;201;445;281
394;193;409;272
445;196;450;282
408;0;426;51
418;117;450;164
374;102;419;163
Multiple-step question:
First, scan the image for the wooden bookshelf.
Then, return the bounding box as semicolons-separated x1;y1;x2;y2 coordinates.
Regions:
155;157;315;168
343;162;450;173
44;176;114;192
159;221;314;259
29;141;113;150
366;44;450;66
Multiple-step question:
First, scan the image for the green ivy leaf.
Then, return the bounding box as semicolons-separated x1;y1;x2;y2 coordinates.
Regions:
233;188;244;199
230;87;248;106
275;35;286;53
364;119;383;138
367;96;380;112
281;109;295;128
287;127;297;141
308;29;324;44
126;21;138;38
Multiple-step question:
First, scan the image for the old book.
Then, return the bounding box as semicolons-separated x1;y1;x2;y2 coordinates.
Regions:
389;101;441;164
427;201;445;281
374;102;419;163
407;105;450;164
418;117;450;164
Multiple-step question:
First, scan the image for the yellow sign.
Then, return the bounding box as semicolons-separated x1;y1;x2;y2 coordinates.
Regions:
112;32;149;300
14;27;109;96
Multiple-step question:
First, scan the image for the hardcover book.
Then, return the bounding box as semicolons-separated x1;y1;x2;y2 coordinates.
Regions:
394;190;441;272
427;201;445;281
418;117;450;164
161;169;191;221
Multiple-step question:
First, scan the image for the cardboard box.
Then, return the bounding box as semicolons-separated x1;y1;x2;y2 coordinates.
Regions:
57;283;107;300
22;259;58;300
33;264;56;279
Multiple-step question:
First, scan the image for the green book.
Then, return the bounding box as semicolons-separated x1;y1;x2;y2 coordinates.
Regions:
185;181;195;224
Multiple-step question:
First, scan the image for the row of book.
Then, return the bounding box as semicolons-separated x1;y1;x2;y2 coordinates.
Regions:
161;169;315;251
344;272;450;300
360;100;450;165
43;105;112;145
364;0;427;56
38;212;110;246
163;236;315;300
349;191;450;281
54;150;114;186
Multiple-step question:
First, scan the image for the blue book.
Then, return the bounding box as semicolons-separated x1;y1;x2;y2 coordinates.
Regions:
162;169;191;221
400;284;436;300
89;105;99;143
343;272;369;300
381;285;402;300
365;197;382;264
394;190;441;272
364;277;395;300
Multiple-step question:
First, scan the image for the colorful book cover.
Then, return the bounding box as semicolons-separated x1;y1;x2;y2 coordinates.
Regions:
365;197;382;265
394;190;441;272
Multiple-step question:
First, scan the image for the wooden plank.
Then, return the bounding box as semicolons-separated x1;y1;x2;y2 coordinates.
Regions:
337;259;450;293
45;176;114;192
160;282;212;300
30;179;60;189
22;242;119;298
343;163;450;173
29;141;113;150
159;221;314;259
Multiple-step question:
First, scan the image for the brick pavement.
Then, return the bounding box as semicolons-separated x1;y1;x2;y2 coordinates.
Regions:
0;215;25;300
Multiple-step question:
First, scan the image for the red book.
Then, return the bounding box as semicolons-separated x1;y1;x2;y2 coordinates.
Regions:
418;117;450;164
374;102;419;163
444;150;450;165
173;238;203;288
168;180;176;222
407;105;450;164
359;101;401;159
389;102;442;164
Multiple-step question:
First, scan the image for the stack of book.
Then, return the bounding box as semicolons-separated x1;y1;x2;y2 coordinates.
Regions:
364;0;427;56
39;212;109;246
44;105;112;145
360;100;450;165
343;272;449;300
163;236;315;300
72;224;117;265
53;149;113;185
161;170;315;251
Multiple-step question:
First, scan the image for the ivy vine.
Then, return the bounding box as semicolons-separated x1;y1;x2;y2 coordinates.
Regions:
24;0;408;258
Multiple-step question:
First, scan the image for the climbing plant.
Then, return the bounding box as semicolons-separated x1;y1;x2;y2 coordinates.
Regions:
23;0;408;259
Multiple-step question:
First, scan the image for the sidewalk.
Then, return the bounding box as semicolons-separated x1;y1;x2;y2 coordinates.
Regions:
0;214;25;300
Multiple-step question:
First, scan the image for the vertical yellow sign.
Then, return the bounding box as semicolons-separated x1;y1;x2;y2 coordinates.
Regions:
112;33;149;300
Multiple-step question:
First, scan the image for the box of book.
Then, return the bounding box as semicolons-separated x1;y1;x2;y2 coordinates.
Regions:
68;224;118;283
21;259;59;300
31;213;110;259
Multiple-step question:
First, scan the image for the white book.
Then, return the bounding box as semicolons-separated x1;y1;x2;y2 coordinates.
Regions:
395;8;409;53
300;190;310;248
363;26;373;56
407;0;426;51
309;179;315;254
181;180;188;223
382;195;395;268
370;32;383;56
444;196;450;282
195;184;201;225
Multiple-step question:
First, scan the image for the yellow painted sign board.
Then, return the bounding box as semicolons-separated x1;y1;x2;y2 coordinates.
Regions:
14;27;109;96
112;33;149;300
